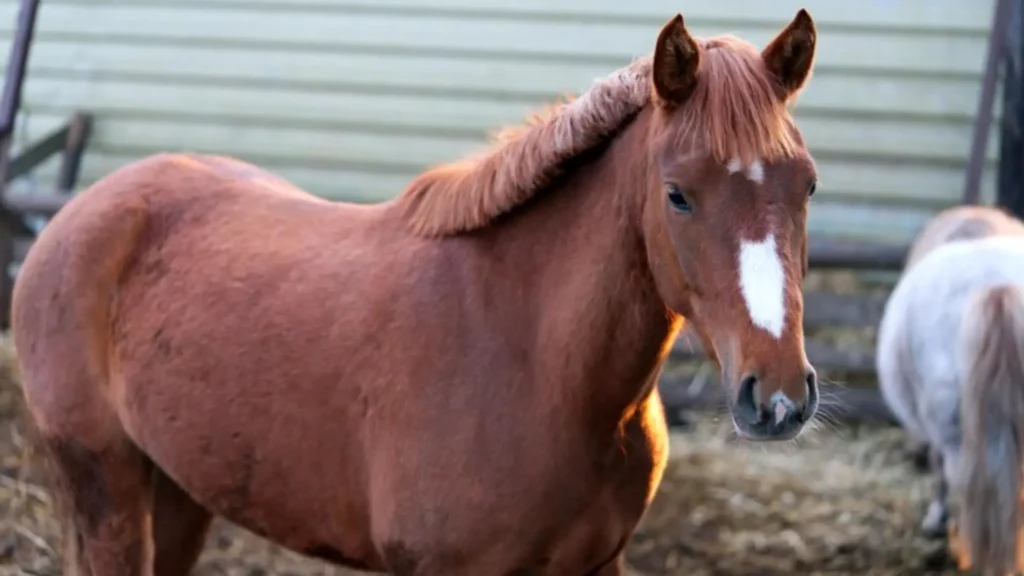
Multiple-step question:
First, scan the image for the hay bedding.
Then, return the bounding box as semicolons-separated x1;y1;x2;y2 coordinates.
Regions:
627;415;957;576
0;340;957;575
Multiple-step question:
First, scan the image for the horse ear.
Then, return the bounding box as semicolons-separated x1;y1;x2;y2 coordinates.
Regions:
652;14;701;105
762;9;817;99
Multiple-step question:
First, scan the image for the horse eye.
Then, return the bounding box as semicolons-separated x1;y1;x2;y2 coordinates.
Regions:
808;179;817;197
666;184;692;213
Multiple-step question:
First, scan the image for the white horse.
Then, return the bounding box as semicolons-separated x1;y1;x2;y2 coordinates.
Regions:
877;207;1024;576
894;206;1024;469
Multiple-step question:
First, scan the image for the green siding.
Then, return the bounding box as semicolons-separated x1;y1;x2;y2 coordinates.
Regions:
0;0;1000;243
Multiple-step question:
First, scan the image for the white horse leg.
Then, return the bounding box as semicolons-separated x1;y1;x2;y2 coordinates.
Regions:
921;447;950;537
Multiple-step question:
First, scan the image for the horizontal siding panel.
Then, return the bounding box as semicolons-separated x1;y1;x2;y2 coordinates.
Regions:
24;151;416;203
16;37;990;103
19;114;486;170
39;0;996;33
18;110;997;177
17;35;993;88
0;4;991;74
8;22;991;77
807;202;937;244
18;76;538;133
14;73;992;133
818;160;995;207
797;116;997;165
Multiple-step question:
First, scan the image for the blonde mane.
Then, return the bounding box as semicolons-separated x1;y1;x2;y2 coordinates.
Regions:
398;33;800;238
398;56;653;237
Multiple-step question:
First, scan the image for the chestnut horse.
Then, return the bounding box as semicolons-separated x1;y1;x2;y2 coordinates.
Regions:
12;11;820;575
877;208;1024;575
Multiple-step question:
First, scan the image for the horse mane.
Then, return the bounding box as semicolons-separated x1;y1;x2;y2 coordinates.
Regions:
396;55;652;237
397;33;798;238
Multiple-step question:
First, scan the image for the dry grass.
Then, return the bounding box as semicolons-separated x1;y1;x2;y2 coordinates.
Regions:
0;326;960;575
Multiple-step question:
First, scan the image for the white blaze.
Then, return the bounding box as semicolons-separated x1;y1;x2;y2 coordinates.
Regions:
727;156;765;183
738;234;786;339
746;159;765;184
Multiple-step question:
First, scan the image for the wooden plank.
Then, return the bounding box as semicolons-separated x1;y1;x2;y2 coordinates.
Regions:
55;111;91;191
15;26;992;79
672;329;876;374
2;187;69;214
810;237;911;270
7;115;76;181
25;0;997;33
802;291;890;327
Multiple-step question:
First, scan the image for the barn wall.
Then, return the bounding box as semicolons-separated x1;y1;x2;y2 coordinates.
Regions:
0;0;999;243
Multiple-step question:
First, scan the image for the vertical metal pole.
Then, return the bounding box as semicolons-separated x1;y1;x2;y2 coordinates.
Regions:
963;0;1015;205
0;0;41;329
0;0;40;140
998;0;1024;216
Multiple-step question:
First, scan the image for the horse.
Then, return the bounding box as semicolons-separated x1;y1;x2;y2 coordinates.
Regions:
877;218;1024;575
892;206;1024;470
11;10;821;575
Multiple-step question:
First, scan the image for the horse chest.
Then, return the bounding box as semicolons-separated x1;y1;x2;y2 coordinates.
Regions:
372;399;669;573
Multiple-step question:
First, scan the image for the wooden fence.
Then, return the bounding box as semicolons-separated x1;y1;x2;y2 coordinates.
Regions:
0;0;91;328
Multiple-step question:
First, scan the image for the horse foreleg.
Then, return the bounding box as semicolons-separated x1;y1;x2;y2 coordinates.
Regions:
43;435;155;575
921;447;950;538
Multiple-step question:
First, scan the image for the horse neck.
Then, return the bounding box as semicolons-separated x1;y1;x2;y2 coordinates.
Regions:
481;106;677;422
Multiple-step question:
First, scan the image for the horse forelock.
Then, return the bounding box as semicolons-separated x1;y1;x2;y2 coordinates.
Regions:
666;35;800;166
397;55;654;237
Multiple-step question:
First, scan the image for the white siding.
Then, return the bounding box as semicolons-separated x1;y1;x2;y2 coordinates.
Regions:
0;0;1000;242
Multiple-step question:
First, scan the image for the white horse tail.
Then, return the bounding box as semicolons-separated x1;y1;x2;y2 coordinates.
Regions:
960;283;1024;576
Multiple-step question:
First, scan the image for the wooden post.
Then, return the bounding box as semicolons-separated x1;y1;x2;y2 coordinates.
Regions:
999;0;1024;216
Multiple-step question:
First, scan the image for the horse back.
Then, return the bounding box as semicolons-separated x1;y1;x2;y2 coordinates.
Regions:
905;205;1024;269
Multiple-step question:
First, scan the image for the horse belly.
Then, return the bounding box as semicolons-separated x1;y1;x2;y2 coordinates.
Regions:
114;362;381;569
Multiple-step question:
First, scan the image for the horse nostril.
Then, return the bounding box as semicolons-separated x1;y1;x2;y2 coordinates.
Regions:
735;373;763;425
